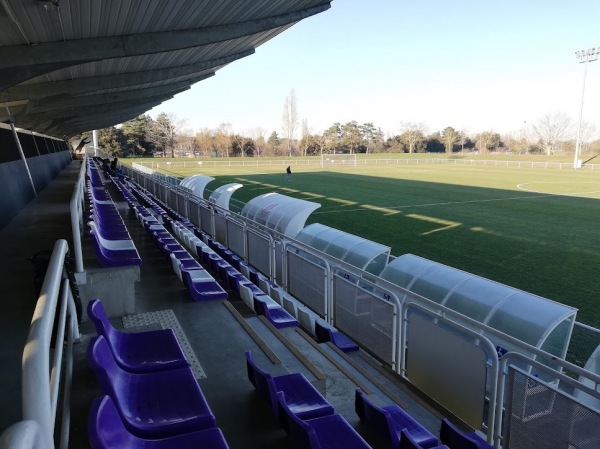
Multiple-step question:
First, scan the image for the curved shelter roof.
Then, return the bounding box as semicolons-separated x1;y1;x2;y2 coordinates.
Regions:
209;183;242;210
379;254;577;357
240;193;320;238
0;1;331;139
180;174;214;199
296;223;390;275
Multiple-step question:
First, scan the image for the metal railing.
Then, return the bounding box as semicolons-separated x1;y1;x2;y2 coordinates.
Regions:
1;240;80;449
69;159;87;280
133;157;600;171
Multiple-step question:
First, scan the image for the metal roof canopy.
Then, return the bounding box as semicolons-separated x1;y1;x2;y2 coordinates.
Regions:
179;174;214;199
0;0;332;139
379;254;577;358
240;192;320;238
296;223;390;275
209;182;242;210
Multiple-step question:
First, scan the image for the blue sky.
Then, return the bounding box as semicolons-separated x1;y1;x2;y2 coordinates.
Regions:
150;0;600;138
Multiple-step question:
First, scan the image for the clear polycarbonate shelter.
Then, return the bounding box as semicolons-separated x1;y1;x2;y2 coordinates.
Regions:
240;193;320;238
179;174;214;199
379;254;577;358
209;183;242;210
296;223;390;275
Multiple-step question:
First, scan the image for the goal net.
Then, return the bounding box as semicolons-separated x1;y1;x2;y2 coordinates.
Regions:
320;153;357;168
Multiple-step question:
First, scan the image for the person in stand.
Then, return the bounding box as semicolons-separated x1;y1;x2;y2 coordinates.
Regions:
110;157;118;172
286;165;292;181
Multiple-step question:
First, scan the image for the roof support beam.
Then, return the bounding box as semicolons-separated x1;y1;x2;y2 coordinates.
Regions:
26;83;191;114
0;4;330;90
0;48;250;101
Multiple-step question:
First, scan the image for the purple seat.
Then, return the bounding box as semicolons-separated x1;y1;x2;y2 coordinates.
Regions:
245;350;333;425
87;336;216;438
278;392;371;449
89;395;230;449
89;230;142;268
182;270;228;302
400;430;449;449
355;388;438;449
315;320;359;352
254;296;299;329
87;299;188;373
439;418;492;449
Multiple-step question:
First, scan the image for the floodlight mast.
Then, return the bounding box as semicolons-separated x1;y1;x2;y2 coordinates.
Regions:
573;47;599;169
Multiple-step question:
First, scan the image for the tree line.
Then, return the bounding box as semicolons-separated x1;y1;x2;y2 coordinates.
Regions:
90;111;600;159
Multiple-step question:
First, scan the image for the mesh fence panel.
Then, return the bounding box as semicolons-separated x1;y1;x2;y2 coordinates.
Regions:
226;218;245;258
214;213;227;244
566;323;600;369
200;204;212;235
506;367;600;449
175;191;186;215
188;201;200;227
247;230;270;277
287;251;326;317
334;275;395;364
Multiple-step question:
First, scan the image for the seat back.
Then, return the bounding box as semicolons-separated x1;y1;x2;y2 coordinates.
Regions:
439;419;479;449
87;299;118;343
278;391;318;449
245;350;279;413
355;388;395;443
89;395;134;449
87;335;130;408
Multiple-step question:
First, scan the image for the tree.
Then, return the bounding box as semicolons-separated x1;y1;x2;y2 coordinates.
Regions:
146;113;179;157
399;122;427;153
300;119;310;156
282;89;299;156
250;127;267;157
195;128;215;157
214;122;232;158
441;127;460;153
323;123;342;153
475;131;502;153
121;115;152;157
97;127;125;157
533;112;572;156
267;131;281;156
341;121;362;154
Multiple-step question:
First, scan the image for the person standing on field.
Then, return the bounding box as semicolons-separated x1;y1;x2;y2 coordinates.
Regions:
286;165;292;181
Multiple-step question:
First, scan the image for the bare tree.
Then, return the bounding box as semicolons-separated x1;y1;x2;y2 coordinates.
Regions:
146;113;186;157
300;118;310;156
399;122;427;153
214;122;232;158
250;126;267;157
533;112;572;156
282;89;299;157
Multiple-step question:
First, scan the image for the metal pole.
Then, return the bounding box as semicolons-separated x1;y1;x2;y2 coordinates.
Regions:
573;48;599;169
5;105;37;198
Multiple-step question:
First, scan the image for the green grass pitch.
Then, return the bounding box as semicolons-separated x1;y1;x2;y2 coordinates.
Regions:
134;159;600;327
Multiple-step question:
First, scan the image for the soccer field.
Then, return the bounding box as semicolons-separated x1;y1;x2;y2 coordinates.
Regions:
135;159;600;327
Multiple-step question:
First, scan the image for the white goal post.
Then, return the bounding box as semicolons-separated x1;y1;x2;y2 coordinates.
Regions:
320;153;357;167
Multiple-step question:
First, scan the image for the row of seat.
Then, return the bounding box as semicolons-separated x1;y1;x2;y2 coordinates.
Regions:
86;299;229;449
86;159;141;268
246;349;372;448
116;180;228;302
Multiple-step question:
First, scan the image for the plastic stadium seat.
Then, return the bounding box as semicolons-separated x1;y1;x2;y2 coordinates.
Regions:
400;429;449;449
87;336;215;438
355;388;438;449
89;395;229;449
278;392;371;449
87;299;188;373
439;418;493;449
245;350;333;425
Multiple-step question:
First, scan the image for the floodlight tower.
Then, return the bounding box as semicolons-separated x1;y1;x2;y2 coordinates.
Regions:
573;47;599;169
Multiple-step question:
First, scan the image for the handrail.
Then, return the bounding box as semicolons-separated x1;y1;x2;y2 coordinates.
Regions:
69;158;86;277
0;421;45;449
21;239;78;449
